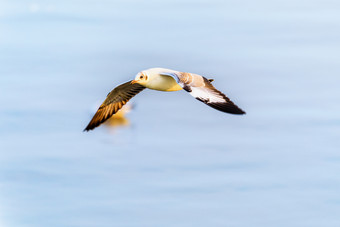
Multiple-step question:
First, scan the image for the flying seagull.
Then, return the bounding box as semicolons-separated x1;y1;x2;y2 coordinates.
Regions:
84;67;245;131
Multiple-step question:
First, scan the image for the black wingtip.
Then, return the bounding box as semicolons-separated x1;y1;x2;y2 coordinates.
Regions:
233;107;246;115
83;121;100;132
83;118;102;132
233;109;246;115
83;126;91;132
203;100;246;115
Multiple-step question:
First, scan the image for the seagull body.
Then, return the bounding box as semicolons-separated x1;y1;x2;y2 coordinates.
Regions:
84;68;245;131
141;68;182;91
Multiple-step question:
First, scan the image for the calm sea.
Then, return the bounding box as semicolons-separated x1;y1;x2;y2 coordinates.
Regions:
1;1;340;226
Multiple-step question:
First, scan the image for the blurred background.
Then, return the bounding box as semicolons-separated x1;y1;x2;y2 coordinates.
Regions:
1;0;340;226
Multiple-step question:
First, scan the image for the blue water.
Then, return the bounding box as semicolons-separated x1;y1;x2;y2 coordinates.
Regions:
1;1;340;226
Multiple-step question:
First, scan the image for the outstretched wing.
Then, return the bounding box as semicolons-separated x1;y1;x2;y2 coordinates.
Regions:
161;71;245;114
84;81;146;131
189;77;245;114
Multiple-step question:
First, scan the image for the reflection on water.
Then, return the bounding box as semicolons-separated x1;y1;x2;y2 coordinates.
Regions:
1;0;340;227
103;104;133;129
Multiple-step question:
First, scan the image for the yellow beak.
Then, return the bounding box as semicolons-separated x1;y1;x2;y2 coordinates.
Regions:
131;80;138;84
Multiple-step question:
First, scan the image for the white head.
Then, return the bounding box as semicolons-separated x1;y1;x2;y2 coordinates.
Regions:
131;68;169;86
131;71;150;86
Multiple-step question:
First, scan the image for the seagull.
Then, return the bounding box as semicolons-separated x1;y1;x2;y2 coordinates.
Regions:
84;68;245;131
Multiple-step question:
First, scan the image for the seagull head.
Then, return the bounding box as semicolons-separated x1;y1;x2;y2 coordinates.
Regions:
131;71;149;85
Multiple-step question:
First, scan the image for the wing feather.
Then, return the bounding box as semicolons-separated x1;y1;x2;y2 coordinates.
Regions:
167;72;245;115
84;81;145;131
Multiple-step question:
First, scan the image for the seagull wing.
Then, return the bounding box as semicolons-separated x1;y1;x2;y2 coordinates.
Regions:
84;81;146;131
161;72;245;114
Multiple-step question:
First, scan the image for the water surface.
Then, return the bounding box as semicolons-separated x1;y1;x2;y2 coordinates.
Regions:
1;0;340;226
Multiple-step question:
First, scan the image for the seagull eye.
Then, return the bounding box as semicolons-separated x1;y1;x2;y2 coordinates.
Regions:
140;75;147;80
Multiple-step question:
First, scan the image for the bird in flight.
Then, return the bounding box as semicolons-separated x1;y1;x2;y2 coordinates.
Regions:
84;68;245;131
